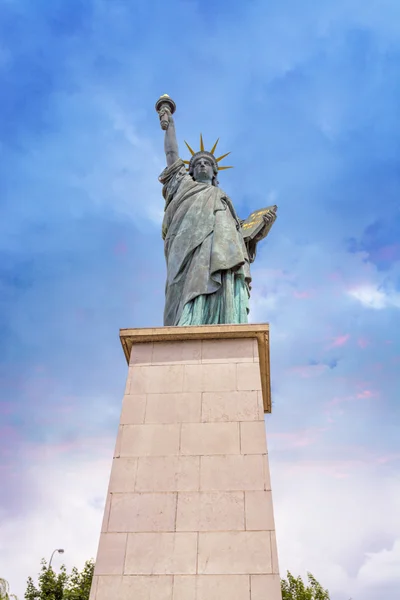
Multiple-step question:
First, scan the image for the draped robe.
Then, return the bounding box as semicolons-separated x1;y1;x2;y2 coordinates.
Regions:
159;159;252;326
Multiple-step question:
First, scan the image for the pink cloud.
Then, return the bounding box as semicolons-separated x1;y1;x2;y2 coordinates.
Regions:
357;337;370;349
356;389;377;399
329;334;350;348
114;241;128;256
289;364;328;378
269;427;328;449
293;290;314;299
375;244;400;262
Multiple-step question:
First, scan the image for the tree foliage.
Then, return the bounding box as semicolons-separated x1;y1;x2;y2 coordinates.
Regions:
24;560;94;600
281;571;330;600
0;578;18;600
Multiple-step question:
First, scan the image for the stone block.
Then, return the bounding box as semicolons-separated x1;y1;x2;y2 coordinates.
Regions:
101;493;111;532
129;342;153;366
201;338;253;363
173;575;250;600
176;492;244;531
120;576;173;600
245;491;275;531
109;458;137;493
183;363;236;392
241;422;267;454
263;454;272;490
95;576;121;600
108;493;177;532
135;456;200;492
152;340;201;365
198;531;272;574
130;365;184;394
113;426;123;458
200;455;265;491
251;575;282;599
181;422;239;455
94;533;127;576
125;532;197;575
120;424;180;457
201;391;260;422
120;394;146;424
96;576;174;600
237;363;262;391
89;575;98;600
271;530;280;574
145;392;201;424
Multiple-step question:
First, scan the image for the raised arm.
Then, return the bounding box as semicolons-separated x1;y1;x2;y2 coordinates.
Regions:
163;110;179;167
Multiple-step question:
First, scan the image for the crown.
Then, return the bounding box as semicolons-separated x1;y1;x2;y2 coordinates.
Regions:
183;134;233;172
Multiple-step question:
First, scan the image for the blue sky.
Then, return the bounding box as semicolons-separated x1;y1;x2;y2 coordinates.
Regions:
1;0;400;598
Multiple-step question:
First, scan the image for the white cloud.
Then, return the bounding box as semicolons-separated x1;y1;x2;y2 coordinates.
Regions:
271;457;400;600
348;285;400;309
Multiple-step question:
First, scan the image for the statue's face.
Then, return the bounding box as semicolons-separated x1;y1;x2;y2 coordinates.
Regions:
192;157;214;183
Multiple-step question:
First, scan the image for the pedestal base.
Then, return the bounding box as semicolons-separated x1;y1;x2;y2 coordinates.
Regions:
90;324;282;600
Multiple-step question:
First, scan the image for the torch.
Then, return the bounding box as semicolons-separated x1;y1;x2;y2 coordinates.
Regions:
155;94;176;130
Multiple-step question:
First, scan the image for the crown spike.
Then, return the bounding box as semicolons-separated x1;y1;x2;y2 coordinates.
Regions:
210;138;219;155
216;151;231;163
184;141;195;156
200;134;205;152
218;166;234;170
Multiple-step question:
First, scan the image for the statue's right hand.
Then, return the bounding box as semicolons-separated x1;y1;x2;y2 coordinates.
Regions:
159;106;173;130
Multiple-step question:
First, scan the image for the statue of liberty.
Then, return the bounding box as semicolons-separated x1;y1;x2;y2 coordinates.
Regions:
156;95;277;327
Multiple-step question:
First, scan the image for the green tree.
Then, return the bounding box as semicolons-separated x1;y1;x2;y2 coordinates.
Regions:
281;571;330;600
24;560;94;600
64;562;94;600
0;578;18;600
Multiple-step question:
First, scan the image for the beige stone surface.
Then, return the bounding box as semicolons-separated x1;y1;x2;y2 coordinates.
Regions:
252;339;259;361
113;425;123;458
200;455;265;491
120;394;146;424
129;342;153;366
101;494;111;532
201;338;253;363
145;392;201;424
263;454;272;490
176;492;244;531
245;491;275;531
201;391;260;422
130;364;184;394
237;363;262;391
96;576;174;600
183;363;237;393
94;533;127;576
251;574;282;599
120;576;173;600
109;457;137;493
198;531;272;574
88;575;98;600
125;532;197;575
120;424;180;457
94;576;121;600
271;530;280;574
241;421;267;454
152;340;201;365
135;456;200;492
108;493;177;532
181;422;240;455
173;575;250;600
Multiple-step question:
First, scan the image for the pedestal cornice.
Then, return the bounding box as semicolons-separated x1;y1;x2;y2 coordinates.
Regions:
119;324;272;413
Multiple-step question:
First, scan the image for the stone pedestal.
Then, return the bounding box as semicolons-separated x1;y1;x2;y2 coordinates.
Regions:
90;324;282;600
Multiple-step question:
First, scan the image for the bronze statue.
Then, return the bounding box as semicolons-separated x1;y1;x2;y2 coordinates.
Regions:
156;94;277;326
